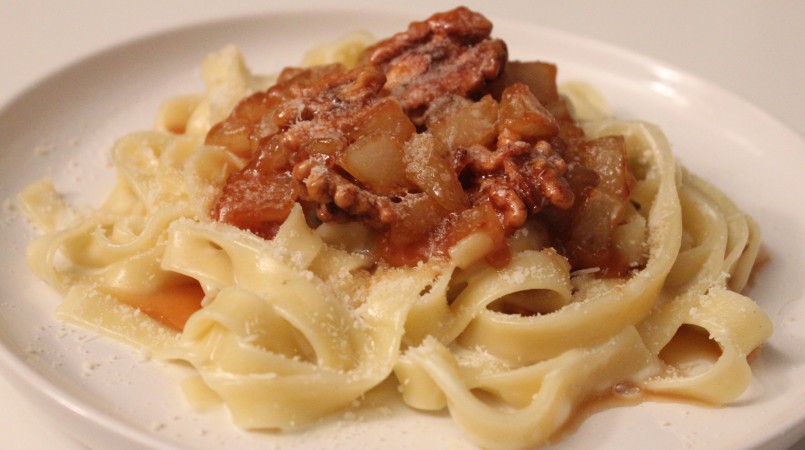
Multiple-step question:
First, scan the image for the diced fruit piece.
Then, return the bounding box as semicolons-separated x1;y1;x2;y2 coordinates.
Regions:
567;189;626;272
487;61;560;105
214;170;296;239
429;94;499;152
206;119;252;157
578;135;633;200
350;97;416;143
404;133;469;212
499;83;559;141
338;131;409;193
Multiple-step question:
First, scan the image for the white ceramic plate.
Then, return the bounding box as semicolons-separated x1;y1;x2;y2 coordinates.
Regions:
1;10;804;450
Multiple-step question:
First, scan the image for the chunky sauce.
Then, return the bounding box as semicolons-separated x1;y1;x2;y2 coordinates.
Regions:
208;7;637;274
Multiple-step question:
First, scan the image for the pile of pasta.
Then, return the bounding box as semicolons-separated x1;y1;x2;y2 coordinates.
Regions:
20;34;772;449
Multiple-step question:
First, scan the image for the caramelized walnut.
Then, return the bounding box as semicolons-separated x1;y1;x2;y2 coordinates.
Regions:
462;140;574;232
292;154;398;228
361;6;508;112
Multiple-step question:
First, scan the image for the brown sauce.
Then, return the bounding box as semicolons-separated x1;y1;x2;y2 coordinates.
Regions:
115;282;205;331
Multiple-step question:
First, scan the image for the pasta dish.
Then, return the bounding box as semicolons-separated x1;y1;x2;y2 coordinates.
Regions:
18;7;772;449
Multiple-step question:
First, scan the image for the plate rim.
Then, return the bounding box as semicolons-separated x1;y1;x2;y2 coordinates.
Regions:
1;7;804;450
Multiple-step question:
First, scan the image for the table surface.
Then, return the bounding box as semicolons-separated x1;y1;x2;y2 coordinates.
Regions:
0;1;803;449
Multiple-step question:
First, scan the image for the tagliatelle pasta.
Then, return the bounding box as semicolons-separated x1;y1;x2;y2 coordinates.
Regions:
19;9;772;450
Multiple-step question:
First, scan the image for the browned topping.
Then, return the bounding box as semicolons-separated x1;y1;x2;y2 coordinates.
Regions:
360;6;508;113
293;153;398;228
211;64;389;237
208;7;638;275
462;139;573;231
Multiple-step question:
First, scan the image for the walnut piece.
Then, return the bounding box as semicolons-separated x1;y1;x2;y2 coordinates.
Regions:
361;6;508;112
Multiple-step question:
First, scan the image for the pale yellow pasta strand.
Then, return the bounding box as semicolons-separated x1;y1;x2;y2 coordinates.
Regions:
56;284;179;352
682;169;760;292
159;208;448;429
640;288;771;403
398;328;655;450
663;183;729;293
